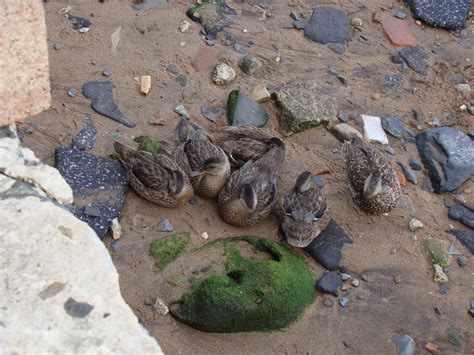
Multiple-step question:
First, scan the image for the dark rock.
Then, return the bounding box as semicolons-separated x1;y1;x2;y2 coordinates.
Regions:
394;10;408;19
304;6;351;44
313;175;326;188
421;177;434;193
468;106;474;115
65;13;91;31
67;88;77;97
438;284;448;295
392;335;416;355
82;81;135;128
409;158;422;171
448;204;474;228
101;68;111;77
339;297;349;307
316;271;343;296
384;146;396;155
305;219;353;271
384;74;403;88
25;122;38;134
186;1;237;39
338;111;349;122
416;127;474;193
391;53;404;64
223;32;236;46
201;106;221;123
328;66;339;75
53;42;64;50
64;297;94;318
397;162;418;184
166;64;179;74
293;20;305;30
156;218;173;232
447;229;474;254
273;81;336;135
232;43;246;53
336;75;348;86
132;0;171;10
55;148;128;239
458;256;468;266
399;46;429;75
323;298;334;307
359;34;369;41
72;114;97;150
290;11;300;21
227;90;268;127
382;116;405;138
175;74;187;87
84;205;101;217
407;0;470;30
434;307;441;316
327;43;346;54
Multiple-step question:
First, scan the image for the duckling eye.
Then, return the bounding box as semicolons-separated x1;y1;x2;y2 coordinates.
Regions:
285;208;293;217
313;205;327;221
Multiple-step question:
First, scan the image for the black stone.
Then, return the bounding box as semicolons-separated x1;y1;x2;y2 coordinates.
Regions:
82;81;135;127
64;297;94;318
305;219;353;271
186;1;237;39
201;106;221;123
84;205;101;217
447;229;474;254
336;75;348;86
290;11;300;21
72;114;97;150
448;204;474;229
304;6;351;44
316;271;343;296
409;158;422;171
65;14;91;31
438;284;449;295
416;127;474;193
399;46;429;75
407;0;470;30
382;116;405;138
55;148;128;239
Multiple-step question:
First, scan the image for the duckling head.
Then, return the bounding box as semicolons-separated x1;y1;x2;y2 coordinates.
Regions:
189;156;230;198
282;204;327;248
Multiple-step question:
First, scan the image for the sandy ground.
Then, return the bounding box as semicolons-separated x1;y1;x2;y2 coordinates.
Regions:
25;0;473;353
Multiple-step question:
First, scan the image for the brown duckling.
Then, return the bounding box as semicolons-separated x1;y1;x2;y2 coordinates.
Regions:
173;117;230;198
218;138;286;227
113;141;194;207
342;136;401;215
208;125;282;168
279;171;330;248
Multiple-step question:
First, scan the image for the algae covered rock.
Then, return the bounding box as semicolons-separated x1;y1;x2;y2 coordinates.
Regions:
170;236;315;332
425;238;450;267
149;232;191;271
186;0;237;39
227;90;269;126
240;55;262;75
273;81;336;135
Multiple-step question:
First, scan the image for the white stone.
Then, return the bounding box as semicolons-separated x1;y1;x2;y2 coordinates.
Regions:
0;196;162;354
212;63;236;86
250;84;271;102
409;218;424;232
179;20;191;32
433;264;448;283
361;115;389;145
110;218;122;240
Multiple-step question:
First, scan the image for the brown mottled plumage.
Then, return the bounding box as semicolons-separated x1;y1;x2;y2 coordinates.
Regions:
342;137;401;215
113;141;194;207
208;125;282;168
173;117;230;198
218;139;286;227
278;171;330;248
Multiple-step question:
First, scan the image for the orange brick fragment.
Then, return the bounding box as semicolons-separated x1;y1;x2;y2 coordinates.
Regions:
374;11;416;46
425;342;438;353
396;171;406;187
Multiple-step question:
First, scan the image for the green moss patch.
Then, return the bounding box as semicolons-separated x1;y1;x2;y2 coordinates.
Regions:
149;232;191;271
133;136;170;155
425;238;450;267
446;326;462;347
171;236;315;333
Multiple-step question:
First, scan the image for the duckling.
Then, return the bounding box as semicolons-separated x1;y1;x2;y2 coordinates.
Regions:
113;141;194;207
279;171;330;248
341;137;401;215
218;138;286;227
208;125;282;168
173;117;231;198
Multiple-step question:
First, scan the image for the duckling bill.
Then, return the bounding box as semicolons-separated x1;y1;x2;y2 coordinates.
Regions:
279;171;331;248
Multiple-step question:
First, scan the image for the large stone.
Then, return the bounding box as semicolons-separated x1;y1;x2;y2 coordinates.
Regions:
399;46;429;75
304;6;351;44
0;126;162;354
227;90;268;127
186;1;237;39
416;127;474;193
0;1;51;125
407;0;470;30
273;81;336;135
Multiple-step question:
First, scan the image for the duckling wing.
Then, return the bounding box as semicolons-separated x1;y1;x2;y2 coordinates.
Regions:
253;175;278;217
130;156;174;191
184;131;226;170
221;138;269;164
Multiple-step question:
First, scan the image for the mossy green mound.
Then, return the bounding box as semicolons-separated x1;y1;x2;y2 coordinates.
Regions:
424;238;450;267
171;236;315;333
149;232;191;271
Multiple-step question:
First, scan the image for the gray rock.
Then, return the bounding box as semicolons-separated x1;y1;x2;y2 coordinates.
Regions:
460;29;470;39
340;273;351;281
323;298;334;307
82;81;135;127
316;271;343;296
407;0;470;30
101;68;111;77
201;106;221;123
456;83;471;93
409;158;422;171
273;80;336;135
111;240;122;252
186;1;237;39
72;114;97;151
175;74;187;87
293;20;305;30
156;218;173;232
304;6;351;44
382;116;405;138
438;283;448;295
394;10;408;19
67;88;77;97
384;146;396;155
240;56;262;75
330;123;363;142
64;297;94;318
25;122;38;134
53;42;64;50
336;75;348;86
392;335;416;355
313;175;326;188
416;127;474;192
328;66;339;75
84;205;101;217
447;229;474;254
448;204;474;229
339;297;349;307
227;90;268;127
232;43;246;53
337;111;349;122
468;106;474;115
409;218;423;232
421;176;434;193
166;64;179;74
397;162;418;184
448;245;461;255
458;256;468;266
290;11;300;21
399;46;429;75
174;104;190;119
384;74;403;88
328;43;346;54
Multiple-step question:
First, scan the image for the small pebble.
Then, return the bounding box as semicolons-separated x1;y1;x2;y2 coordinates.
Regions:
459;29;470;40
438;284;448;295
323;298;334;307
360;34;369;41
156;218;173;232
339;297;349;307
380;297;389;305
328;66;339;75
84;205;101;217
111;240;122;252
468;106;474;115
313;175;325;188
233;44;246;54
394;10;407;19
290;11;300;21
337;111;349;122
384;146;396;155
336;75;348;86
166;64;179;74
457;256;468;267
102;68;111;77
351;18;363;27
448;245;461;255
409;218;423;232
25;122;38;134
340;273;351;281
53;42;64;50
189;198;198;205
67;88;77;97
390;248;397;255
351;279;359;287
434;307;441;316
409;158;422;171
361;274;370;282
394;276;401;284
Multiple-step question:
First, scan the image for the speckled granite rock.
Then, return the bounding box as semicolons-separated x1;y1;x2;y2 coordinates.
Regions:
0;0;51;125
407;0;470;30
304;6;351;44
273;81;336;135
186;1;237;39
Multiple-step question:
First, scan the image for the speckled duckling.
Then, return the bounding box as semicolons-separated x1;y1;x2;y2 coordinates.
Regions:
208;125;283;168
113;141;194;207
279;171;330;248
173;117;231;198
218;138;286;227
342;137;401;215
